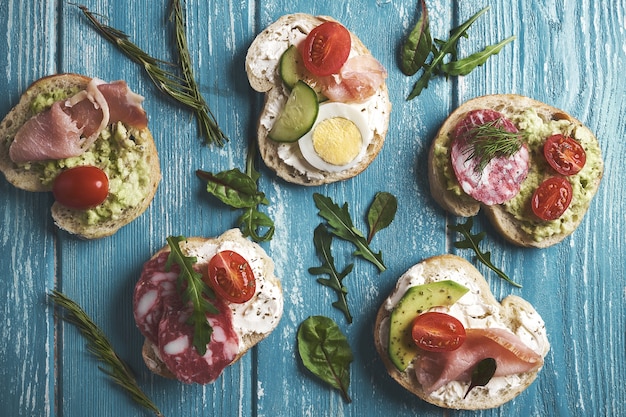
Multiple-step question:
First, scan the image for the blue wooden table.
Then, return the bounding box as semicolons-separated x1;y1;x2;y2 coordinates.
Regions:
1;1;624;416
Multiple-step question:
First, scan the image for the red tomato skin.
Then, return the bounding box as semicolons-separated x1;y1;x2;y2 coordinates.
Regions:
543;134;586;176
411;312;467;352
206;251;256;304
531;176;573;221
52;165;109;210
300;22;351;77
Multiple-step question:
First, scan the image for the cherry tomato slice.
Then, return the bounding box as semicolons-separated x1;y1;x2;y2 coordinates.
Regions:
206;250;256;304
411;312;466;352
300;21;351;77
531;176;573;221
52;165;109;210
543;134;586;175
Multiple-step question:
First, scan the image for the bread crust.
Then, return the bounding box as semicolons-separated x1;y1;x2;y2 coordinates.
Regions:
428;94;603;247
0;73;161;239
374;254;550;410
246;14;391;186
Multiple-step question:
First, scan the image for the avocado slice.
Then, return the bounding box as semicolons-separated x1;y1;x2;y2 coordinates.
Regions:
388;280;469;371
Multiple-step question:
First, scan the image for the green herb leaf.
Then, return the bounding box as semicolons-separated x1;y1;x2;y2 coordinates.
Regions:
238;207;275;242
448;217;521;287
440;35;516;76
464;357;497;398
297;316;353;403
400;0;432;76
196;168;267;208
313;193;385;272
48;291;163;417
366;192;398;244
309;225;354;324
165;236;219;355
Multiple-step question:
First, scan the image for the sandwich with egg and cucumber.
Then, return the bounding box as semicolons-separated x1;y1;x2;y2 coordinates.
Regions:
428;94;603;248
0;73;161;239
245;13;391;186
134;228;283;384
374;254;550;410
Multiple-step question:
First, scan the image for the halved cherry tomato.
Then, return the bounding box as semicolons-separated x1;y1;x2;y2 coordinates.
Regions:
411;312;466;352
543;134;586;175
52;165;109;210
205;250;256;303
531;176;573;221
300;21;351;77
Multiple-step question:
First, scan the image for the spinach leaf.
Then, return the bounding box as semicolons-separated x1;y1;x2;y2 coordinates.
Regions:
400;0;432;76
464;357;497;398
366;191;398;244
297;316;353;403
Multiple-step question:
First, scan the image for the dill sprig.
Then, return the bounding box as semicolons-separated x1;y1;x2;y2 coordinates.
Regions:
48;290;164;417
461;119;527;172
77;4;228;146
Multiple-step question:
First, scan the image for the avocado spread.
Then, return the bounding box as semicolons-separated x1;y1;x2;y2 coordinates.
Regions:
436;108;603;242
28;89;152;226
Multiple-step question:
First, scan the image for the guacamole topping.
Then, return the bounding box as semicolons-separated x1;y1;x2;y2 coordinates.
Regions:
437;108;603;242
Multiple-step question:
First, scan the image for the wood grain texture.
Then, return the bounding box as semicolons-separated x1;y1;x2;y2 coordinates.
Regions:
0;0;624;416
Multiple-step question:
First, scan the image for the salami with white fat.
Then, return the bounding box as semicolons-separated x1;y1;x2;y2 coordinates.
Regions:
450;109;529;205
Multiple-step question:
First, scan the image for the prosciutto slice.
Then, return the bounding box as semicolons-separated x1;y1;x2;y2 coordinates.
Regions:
415;328;544;394
320;55;387;103
9;79;147;163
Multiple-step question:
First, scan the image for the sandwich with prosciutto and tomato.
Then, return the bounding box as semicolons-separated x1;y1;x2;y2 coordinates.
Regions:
133;229;283;384
374;254;550;410
428;94;603;248
0;73;161;239
245;13;391;185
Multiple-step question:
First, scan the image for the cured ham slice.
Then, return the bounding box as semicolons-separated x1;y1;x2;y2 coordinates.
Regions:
9;79;147;163
320;55;387;103
415;328;544;394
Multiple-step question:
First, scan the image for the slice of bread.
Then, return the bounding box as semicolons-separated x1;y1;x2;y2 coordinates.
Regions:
374;254;550;410
139;229;283;382
0;73;161;239
245;13;391;186
428;94;603;248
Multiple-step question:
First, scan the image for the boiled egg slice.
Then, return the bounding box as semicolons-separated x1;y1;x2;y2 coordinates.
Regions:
298;102;373;172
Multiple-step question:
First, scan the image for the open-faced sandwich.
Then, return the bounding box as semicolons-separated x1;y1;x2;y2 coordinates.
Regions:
245;13;391;186
428;94;603;248
133;229;283;384
0;73;161;239
374;254;550;410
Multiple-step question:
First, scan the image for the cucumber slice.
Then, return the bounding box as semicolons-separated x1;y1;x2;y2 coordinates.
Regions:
268;81;319;143
279;45;301;89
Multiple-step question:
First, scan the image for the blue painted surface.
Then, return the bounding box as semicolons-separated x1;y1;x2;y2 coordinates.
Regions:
0;1;625;416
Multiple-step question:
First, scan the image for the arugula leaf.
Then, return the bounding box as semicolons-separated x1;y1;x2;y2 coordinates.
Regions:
441;35;516;76
447;218;521;287
309;225;354;324
297;316;353;403
366;192;398;244
313;193;385;272
400;0;432;76
464;357;497;398
165;236;219;355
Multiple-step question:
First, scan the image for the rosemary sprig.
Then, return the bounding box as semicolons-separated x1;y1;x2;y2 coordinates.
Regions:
77;4;228;146
48;290;163;417
461;119;527;172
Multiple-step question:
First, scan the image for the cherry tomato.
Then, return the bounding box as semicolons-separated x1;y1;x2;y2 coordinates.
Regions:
206;250;256;304
531;176;573;221
52;165;109;210
300;21;351;77
543;134;586;175
411;312;466;352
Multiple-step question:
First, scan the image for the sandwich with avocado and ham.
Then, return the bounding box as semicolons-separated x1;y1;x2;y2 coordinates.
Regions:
374;254;550;410
428;94;603;248
0;73;161;239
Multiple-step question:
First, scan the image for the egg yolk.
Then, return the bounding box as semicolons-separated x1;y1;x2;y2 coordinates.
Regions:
311;117;363;166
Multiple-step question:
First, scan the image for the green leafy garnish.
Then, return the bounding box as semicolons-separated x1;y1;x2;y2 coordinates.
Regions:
464;357;497;398
402;3;515;99
309;225;355;324
48;291;163;417
78;3;228;146
297;316;353;403
165;236;219;355
366;192;398;244
448;217;521;287
313;193;386;272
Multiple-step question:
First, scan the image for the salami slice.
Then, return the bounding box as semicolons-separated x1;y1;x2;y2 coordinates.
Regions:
450;109;529;205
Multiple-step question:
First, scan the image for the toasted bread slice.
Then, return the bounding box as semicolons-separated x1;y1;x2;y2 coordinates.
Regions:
428;94;603;247
0;73;161;239
374;254;550;409
245;13;391;186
